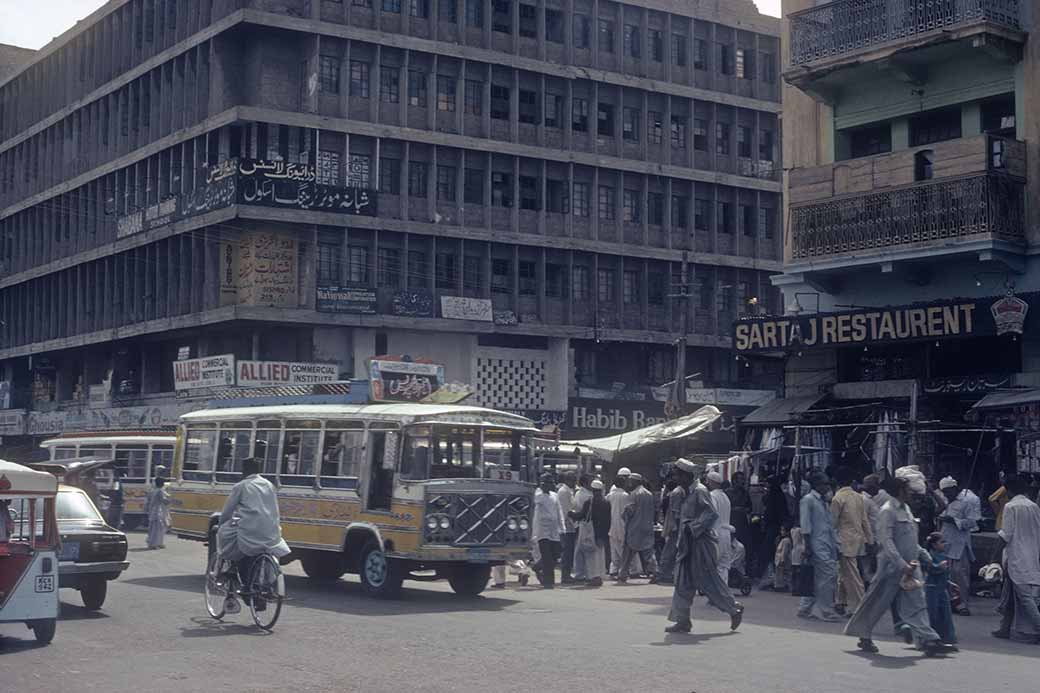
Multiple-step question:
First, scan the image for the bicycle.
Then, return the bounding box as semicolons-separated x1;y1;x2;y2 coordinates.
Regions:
205;550;285;630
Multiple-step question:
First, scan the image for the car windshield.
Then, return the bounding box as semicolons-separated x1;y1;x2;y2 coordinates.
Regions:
56;490;103;521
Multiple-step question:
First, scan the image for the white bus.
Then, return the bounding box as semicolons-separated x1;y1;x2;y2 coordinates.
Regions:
40;432;176;529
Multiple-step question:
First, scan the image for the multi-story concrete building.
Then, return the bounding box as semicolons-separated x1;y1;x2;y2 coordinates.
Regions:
0;0;782;456
739;0;1037;482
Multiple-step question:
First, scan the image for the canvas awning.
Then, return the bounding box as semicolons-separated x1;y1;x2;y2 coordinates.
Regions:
971;389;1040;410
566;405;721;462
740;394;825;425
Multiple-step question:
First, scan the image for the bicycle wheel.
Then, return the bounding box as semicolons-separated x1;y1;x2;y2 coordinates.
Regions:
248;554;284;631
204;551;229;620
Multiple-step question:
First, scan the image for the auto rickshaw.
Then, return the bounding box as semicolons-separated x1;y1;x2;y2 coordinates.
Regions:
0;459;60;644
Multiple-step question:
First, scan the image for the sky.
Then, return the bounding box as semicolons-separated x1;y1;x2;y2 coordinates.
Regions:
0;0;781;50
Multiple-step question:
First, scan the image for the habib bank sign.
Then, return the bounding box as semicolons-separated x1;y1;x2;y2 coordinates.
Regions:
570;400;669;432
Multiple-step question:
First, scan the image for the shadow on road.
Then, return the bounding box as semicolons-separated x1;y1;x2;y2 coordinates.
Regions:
649;631;738;646
0;635;48;653
845;648;928;669
59;602;110;621
178;616;275;639
122;573;521;616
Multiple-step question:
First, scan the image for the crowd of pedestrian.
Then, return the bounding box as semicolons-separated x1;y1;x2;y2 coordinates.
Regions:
505;457;1040;656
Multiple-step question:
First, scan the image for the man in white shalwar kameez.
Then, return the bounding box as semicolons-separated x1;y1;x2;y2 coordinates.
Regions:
607;468;635;576
707;470;733;583
217;458;290;612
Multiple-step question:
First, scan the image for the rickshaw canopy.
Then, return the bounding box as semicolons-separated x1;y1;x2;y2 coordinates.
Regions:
0;460;59;496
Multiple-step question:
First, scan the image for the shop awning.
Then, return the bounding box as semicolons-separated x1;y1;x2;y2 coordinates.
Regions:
567;405;721;462
741;394;825;425
971;389;1040;410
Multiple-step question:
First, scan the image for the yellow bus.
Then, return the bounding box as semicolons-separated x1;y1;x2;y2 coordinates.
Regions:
170;402;538;597
40;432;176;529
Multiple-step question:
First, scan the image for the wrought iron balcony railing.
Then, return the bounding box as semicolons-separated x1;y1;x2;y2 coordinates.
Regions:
790;173;1024;261
789;0;1021;66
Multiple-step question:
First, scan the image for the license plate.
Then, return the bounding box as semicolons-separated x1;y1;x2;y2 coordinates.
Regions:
35;575;55;592
467;548;491;563
60;542;80;561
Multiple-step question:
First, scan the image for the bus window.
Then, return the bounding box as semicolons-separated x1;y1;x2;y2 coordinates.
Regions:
152;447;174;478
114;446;149;479
254;421;283;477
52;446;79;460
184;426;218;479
216;422;252;479
484;429;533;483
321;428;363;479
281;421;320;485
399;429;432;480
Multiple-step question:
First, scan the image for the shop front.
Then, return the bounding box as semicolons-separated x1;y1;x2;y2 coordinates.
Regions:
733;292;1033;493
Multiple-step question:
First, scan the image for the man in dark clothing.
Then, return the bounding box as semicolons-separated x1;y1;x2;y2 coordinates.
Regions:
727;471;753;574
106;468;126;529
758;476;789;587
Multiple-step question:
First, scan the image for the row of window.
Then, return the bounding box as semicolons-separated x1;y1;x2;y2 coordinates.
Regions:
315;243;768;308
321;61;774;155
344;0;775;83
318;244;667;304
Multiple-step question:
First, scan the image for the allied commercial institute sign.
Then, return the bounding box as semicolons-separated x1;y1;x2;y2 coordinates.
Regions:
733;294;1034;354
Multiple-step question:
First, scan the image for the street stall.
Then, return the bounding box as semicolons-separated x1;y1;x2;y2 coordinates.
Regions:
567;405;722;483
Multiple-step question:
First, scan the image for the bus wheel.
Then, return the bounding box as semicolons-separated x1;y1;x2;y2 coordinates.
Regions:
301;551;345;582
448;565;492;597
30;618;56;644
359;541;404;599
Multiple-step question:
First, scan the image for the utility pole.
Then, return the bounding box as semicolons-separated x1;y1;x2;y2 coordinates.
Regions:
667;251;690;420
907;379;918;469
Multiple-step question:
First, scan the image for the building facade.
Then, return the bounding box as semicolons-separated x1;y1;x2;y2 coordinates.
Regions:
0;0;782;457
751;0;1038;484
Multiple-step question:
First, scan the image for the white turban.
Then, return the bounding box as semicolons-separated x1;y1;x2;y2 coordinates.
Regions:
939;476;958;491
675;458;703;475
591;479;604;490
895;465;927;494
707;471;724;484
617;467;631;476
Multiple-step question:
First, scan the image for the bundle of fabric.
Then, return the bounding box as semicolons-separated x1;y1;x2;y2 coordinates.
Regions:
894;465;927;494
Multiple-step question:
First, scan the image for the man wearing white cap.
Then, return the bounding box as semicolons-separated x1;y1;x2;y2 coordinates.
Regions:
706;469;733;583
939;476;979;615
666;458;744;633
571;479;611;587
618;473;658;583
607;468;633;577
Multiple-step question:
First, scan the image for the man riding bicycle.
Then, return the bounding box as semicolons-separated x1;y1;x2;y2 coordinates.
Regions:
217;457;290;614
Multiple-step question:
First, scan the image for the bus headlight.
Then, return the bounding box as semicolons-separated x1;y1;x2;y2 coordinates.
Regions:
426;516;440;530
506;518;518;531
439;517;452;530
518;518;529;531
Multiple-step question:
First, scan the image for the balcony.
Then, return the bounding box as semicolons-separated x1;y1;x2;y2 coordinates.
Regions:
786;0;1024;96
788;135;1026;268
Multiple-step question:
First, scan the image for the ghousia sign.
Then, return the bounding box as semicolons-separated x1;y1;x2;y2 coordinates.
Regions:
734;294;1032;353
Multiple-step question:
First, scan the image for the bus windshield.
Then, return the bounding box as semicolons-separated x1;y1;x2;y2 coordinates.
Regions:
399;425;534;482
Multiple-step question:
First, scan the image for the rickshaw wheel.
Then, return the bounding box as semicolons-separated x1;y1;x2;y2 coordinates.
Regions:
30;618;56;644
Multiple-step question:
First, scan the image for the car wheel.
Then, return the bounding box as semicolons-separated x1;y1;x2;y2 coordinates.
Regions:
30;618;56;644
448;565;492;597
81;577;108;610
359;541;404;599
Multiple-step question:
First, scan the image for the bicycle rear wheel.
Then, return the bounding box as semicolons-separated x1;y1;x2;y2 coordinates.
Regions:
204;552;229;620
248;554;284;630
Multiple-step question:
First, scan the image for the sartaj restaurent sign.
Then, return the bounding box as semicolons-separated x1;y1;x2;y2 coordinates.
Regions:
733;294;1034;354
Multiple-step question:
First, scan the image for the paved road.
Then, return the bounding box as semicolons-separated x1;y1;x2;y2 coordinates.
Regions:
2;532;1037;692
